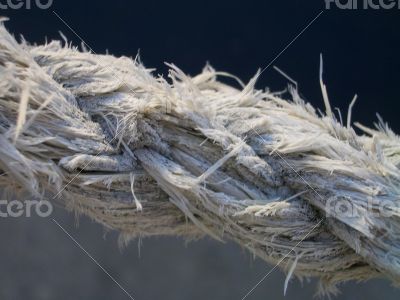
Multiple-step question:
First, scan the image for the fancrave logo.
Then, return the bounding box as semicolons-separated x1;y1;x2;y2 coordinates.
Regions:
325;0;400;9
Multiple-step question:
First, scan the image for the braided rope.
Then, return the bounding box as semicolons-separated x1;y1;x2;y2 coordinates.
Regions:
1;23;399;295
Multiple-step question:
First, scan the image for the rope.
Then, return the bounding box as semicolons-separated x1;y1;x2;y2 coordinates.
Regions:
0;22;399;295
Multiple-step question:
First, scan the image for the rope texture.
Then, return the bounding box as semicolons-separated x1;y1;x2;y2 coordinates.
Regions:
1;23;399;295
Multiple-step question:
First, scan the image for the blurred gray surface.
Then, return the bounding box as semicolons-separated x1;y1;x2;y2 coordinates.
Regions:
0;206;398;300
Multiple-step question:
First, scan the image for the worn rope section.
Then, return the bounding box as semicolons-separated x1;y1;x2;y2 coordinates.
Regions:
0;22;399;295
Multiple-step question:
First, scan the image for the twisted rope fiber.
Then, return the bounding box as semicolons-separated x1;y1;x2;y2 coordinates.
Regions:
1;22;400;295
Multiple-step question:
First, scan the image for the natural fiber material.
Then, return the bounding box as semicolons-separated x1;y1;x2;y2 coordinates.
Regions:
0;22;399;295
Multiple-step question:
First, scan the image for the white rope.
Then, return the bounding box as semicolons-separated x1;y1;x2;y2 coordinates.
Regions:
0;22;399;296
